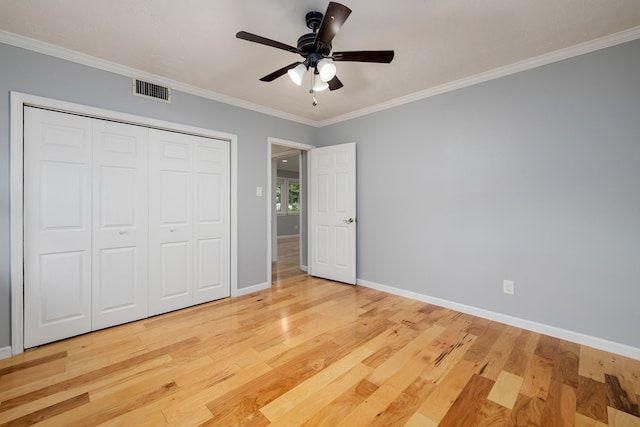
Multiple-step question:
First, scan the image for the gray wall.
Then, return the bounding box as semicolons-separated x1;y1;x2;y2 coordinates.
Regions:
0;42;317;348
317;39;640;348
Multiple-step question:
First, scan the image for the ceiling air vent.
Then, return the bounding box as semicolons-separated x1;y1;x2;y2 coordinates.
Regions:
133;79;171;103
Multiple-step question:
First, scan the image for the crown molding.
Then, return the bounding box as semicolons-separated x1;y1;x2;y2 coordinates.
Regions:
2;26;640;129
318;25;640;127
0;30;317;127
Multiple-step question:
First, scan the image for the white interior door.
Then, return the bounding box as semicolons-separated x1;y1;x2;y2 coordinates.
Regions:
92;120;149;329
309;142;357;284
24;107;93;348
149;129;194;315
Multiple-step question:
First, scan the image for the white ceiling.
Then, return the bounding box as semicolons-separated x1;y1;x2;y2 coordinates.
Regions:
1;1;640;125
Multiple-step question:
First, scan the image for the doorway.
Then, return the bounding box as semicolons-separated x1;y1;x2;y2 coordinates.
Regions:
267;138;314;287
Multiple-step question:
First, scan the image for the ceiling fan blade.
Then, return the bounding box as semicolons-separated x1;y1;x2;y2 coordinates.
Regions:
332;50;395;63
260;62;302;82
314;2;352;50
236;31;298;54
327;75;344;91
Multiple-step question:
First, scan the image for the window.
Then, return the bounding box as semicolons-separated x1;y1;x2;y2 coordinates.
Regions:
276;177;301;215
288;179;300;213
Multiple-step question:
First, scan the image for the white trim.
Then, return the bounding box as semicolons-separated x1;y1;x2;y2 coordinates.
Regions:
236;282;271;296
317;25;640;127
10;93;24;356
10;91;239;355
300;265;308;272
4;27;639;129
356;278;640;360
0;30;316;127
267;138;314;287
230;132;239;297
0;346;11;360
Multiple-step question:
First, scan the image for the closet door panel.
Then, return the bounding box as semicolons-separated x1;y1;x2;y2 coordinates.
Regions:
149;129;194;315
24;108;93;348
92;120;149;329
193;138;230;303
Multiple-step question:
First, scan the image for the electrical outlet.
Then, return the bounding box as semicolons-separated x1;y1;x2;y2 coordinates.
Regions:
256;186;263;197
503;280;515;295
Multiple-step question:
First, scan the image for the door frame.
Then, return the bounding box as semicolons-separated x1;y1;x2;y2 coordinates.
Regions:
267;137;314;287
10;91;238;355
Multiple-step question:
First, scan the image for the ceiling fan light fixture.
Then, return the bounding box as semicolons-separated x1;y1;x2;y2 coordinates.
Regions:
312;73;329;92
287;63;308;85
317;59;337;82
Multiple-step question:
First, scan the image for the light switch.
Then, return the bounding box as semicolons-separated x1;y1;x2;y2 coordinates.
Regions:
256;186;263;197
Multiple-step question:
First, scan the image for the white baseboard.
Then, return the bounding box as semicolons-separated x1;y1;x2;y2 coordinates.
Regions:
300;265;308;272
0;346;11;360
236;282;271;296
357;278;640;360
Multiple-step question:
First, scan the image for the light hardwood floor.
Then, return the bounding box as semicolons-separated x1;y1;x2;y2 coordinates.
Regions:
1;236;639;426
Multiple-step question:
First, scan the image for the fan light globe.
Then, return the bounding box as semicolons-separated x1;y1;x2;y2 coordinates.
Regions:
312;74;329;92
288;63;307;86
317;59;336;82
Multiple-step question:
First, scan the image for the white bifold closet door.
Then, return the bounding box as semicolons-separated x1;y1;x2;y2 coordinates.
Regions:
24;107;230;348
24;108;94;348
148;129;230;315
91;120;149;330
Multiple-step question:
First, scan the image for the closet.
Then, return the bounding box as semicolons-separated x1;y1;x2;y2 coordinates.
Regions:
23;107;230;348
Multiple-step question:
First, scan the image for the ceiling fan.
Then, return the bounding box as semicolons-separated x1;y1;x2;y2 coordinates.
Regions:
236;1;394;102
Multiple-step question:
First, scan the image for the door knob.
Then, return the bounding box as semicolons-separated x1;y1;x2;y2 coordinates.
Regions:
118;230;127;235
343;218;354;224
169;228;175;232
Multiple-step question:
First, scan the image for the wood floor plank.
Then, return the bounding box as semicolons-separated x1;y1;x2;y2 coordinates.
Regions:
487;370;524;409
300;378;378;427
575;412;609;427
0;351;66;378
520;353;555;401
437;373;494;426
503;328;540;378
463;319;504;364
607;406;640;426
0;393;89;427
539;380;577;427
511;393;545;426
0;337;197;414
1;238;638;426
606;373;640;417
264;363;373;426
416;358;479;423
580;346;607;383
477;325;522;381
576;375;610;423
260;345;373;421
472;398;513;426
554;339;581;388
367;325;445;386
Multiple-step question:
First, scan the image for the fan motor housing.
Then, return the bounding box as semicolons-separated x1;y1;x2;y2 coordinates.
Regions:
297;33;331;57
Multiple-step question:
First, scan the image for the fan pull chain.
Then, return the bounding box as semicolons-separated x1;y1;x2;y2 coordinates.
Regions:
309;72;318;106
